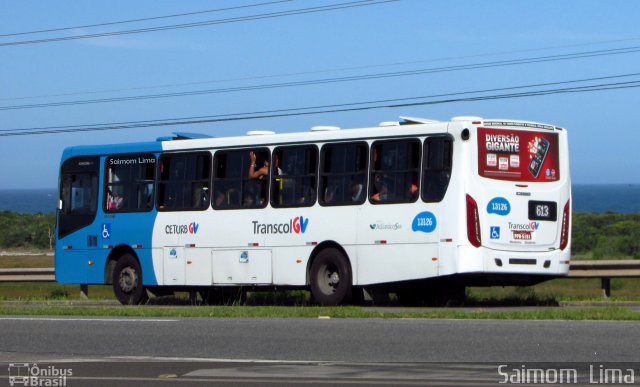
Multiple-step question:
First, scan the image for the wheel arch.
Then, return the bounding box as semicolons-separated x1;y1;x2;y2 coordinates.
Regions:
306;240;353;286
104;244;139;285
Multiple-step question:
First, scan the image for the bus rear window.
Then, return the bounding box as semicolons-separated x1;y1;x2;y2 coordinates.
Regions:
477;128;560;182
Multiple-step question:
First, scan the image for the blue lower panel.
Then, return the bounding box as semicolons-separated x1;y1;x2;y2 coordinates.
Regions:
55;248;159;285
55;250;107;284
137;249;158;286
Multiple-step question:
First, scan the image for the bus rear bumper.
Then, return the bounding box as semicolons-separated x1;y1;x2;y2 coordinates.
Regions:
457;245;571;277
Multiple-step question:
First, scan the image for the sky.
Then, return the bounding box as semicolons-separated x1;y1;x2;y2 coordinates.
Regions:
1;0;639;189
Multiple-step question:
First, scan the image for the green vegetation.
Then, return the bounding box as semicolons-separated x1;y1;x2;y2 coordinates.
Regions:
0;211;55;250
572;212;640;259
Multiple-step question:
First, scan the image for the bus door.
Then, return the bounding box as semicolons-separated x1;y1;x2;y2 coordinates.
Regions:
56;156;100;284
58;156;100;241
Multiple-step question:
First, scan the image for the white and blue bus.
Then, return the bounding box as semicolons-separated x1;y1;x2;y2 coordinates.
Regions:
55;116;571;305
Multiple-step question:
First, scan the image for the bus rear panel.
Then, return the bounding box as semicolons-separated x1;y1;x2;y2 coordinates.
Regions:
457;120;571;285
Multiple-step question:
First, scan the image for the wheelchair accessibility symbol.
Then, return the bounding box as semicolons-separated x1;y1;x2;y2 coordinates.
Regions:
101;223;112;240
490;226;500;240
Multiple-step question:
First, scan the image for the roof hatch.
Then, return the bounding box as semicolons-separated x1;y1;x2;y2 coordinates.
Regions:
399;116;440;125
311;126;340;132
246;130;276;136
156;132;213;141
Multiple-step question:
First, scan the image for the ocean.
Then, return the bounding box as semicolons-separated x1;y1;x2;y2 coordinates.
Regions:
0;185;637;214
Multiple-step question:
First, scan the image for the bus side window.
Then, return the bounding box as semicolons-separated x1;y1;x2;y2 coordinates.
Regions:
319;142;368;206
422;137;453;203
213;148;270;209
271;145;318;208
369;139;420;204
104;154;156;213
157;152;211;211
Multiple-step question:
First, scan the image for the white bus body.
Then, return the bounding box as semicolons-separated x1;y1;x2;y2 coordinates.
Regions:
56;116;571;305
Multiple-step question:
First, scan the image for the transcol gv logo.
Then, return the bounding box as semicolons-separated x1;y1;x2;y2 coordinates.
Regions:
508;222;540;231
509;222;539;241
252;216;309;234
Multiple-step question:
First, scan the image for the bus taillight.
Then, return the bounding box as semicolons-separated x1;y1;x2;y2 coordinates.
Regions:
560;199;570;250
466;194;481;248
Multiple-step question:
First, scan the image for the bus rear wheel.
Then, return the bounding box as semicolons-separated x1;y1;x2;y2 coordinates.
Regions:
112;254;148;305
310;248;352;306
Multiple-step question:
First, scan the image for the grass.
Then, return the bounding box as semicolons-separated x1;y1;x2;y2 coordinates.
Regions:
1;275;640;305
2;250;640;320
2;279;639;304
0;283;114;301
0;252;53;269
469;278;640;302
0;282;638;321
0;304;637;320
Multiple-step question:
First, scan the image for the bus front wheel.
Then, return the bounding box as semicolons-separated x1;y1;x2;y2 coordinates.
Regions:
112;254;148;305
310;248;352;306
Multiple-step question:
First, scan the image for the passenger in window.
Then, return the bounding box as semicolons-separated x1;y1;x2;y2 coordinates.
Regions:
248;151;270;205
144;183;154;209
248;151;269;180
298;185;315;205
370;173;388;202
106;187;123;210
243;191;256;206
408;181;419;201
324;183;338;203
226;189;240;206
197;186;209;207
273;154;284;176
158;192;173;209
350;179;364;202
214;190;226;208
108;194;123;210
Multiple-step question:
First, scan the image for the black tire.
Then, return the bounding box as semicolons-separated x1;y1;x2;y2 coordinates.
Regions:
309;248;352;306
112;254;148;305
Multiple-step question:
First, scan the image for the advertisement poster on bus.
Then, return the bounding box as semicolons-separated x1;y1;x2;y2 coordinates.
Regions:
477;127;560;182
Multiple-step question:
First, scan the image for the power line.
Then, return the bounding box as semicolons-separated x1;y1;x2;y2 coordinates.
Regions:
2;73;638;137
0;1;294;37
2;45;640;111
3;72;638;133
4;36;639;102
0;0;398;47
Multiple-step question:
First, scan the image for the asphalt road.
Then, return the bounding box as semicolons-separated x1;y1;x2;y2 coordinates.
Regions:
1;317;639;385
